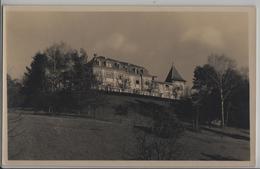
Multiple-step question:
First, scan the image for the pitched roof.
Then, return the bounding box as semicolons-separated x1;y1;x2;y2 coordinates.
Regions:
89;56;153;77
165;64;186;82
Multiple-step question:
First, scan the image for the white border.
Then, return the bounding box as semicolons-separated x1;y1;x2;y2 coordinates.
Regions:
256;2;259;168
0;0;259;6
1;0;259;168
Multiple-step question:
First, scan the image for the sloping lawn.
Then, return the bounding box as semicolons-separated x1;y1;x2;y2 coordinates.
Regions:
8;110;249;160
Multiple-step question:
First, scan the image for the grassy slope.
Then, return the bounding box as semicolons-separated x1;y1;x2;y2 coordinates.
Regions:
8;94;250;160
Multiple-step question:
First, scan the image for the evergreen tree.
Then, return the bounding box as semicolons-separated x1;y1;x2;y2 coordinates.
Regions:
22;52;49;107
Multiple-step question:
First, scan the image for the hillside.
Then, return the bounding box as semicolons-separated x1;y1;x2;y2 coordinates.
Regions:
8;93;250;160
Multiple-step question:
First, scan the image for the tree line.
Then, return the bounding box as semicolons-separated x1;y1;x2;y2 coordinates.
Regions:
8;42;102;113
7;42;250;129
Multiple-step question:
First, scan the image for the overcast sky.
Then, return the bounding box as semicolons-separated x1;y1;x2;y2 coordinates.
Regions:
5;9;249;86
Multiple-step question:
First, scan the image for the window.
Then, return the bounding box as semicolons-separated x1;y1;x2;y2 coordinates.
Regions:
123;66;128;72
136;80;140;85
95;60;100;66
107;62;112;68
140;69;143;74
105;71;113;78
103;61;106;66
114;63;120;68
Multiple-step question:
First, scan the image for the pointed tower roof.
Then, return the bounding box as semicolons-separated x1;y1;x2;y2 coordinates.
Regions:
165;63;186;82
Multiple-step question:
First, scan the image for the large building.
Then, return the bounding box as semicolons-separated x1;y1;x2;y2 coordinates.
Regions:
88;55;186;99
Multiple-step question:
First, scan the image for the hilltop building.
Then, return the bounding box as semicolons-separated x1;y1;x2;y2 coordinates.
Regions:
88;55;186;99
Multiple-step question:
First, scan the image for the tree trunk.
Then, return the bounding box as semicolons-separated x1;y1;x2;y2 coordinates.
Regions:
226;111;229;127
220;88;225;128
48;106;51;113
195;109;200;131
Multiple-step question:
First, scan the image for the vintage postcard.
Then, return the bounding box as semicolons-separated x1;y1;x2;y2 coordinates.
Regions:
2;6;256;168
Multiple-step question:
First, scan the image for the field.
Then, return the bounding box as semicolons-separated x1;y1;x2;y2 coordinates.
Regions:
8;94;250;160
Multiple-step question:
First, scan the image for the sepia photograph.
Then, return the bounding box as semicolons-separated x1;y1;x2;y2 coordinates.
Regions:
2;5;256;168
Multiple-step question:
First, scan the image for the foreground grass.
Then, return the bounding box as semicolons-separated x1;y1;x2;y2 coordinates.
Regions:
8;111;249;160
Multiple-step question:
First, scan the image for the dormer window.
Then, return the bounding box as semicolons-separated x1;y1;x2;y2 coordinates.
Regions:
140;69;143;74
95;60;100;66
107;62;112;68
114;63;120;68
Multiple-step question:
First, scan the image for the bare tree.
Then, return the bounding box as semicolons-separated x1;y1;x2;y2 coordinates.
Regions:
201;54;237;127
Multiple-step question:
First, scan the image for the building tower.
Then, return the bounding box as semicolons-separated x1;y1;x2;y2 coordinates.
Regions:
165;62;186;98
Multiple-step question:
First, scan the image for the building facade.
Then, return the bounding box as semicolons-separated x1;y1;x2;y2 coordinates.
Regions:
88;55;186;99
